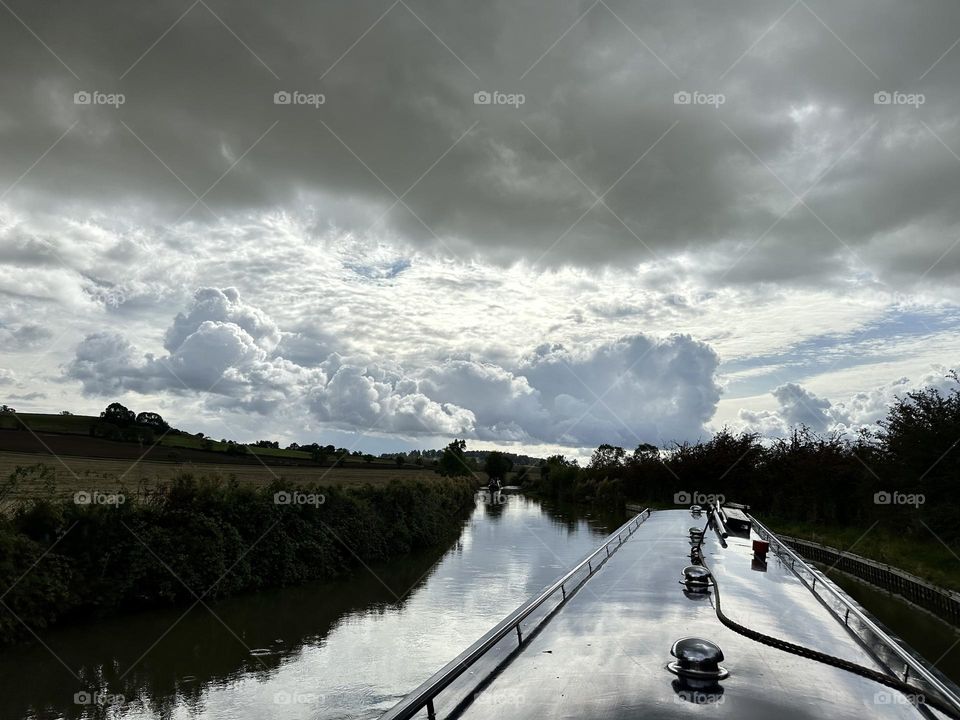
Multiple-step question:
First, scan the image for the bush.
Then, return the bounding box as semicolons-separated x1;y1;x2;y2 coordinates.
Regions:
0;473;475;645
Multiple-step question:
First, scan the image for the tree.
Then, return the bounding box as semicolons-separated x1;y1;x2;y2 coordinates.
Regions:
438;439;472;477
483;451;513;483
363;454;374;464
0;405;15;414
538;455;581;497
632;443;659;461
589;444;625;470
225;442;248;455
59;410;73;416
395;454;406;467
878;373;960;540
135;411;169;432
101;402;135;427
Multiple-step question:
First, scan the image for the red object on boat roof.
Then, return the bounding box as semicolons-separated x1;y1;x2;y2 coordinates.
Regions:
753;539;770;558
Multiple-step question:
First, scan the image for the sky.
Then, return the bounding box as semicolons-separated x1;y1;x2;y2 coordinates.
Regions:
1;0;959;458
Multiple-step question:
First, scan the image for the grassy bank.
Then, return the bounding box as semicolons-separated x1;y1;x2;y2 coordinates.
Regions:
765;520;960;593
0;471;477;646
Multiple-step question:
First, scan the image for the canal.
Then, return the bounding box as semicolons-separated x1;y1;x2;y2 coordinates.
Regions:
4;497;958;719
820;567;960;685
0;492;623;720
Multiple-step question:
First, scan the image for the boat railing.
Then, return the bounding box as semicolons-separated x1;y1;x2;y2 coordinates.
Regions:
752;515;960;715
380;508;653;720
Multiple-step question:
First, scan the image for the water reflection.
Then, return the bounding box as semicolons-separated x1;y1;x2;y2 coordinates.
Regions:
0;493;619;720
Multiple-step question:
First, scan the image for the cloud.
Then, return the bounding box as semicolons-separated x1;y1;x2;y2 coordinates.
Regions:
837;366;958;428
10;1;958;451
737;382;847;437
308;364;476;435
517;336;721;446
737;368;958;437
772;382;842;431
165;287;280;353
0;322;52;351
65;288;722;445
66;332;149;396
2;1;960;287
66;289;302;406
417;359;547;440
8;391;46;401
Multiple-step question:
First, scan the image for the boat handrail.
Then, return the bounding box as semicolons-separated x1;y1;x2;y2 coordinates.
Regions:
751;514;960;714
380;507;653;720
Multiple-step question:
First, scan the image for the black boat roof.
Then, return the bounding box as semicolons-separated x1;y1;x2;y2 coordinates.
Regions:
383;508;960;719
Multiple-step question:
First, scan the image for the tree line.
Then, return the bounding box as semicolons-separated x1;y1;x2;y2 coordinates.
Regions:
528;373;960;542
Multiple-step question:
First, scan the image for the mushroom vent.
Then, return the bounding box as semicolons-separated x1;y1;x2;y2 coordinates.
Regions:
689;526;705;544
668;637;729;680
690;504;702;515
681;564;712;592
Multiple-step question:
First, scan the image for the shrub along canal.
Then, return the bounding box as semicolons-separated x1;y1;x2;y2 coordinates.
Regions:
0;492;622;720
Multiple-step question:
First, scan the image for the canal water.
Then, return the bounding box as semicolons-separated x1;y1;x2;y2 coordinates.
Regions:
820;568;960;685
0;493;623;720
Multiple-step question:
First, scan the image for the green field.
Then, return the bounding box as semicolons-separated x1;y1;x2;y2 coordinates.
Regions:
0;412;94;435
0;412;404;465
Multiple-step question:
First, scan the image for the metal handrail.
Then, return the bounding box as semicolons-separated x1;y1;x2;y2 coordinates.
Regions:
751;515;960;713
381;508;653;720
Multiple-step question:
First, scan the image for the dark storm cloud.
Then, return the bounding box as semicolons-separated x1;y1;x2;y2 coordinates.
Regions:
3;0;960;284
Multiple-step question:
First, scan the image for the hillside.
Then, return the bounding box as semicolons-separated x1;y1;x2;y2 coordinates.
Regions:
0;410;417;469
